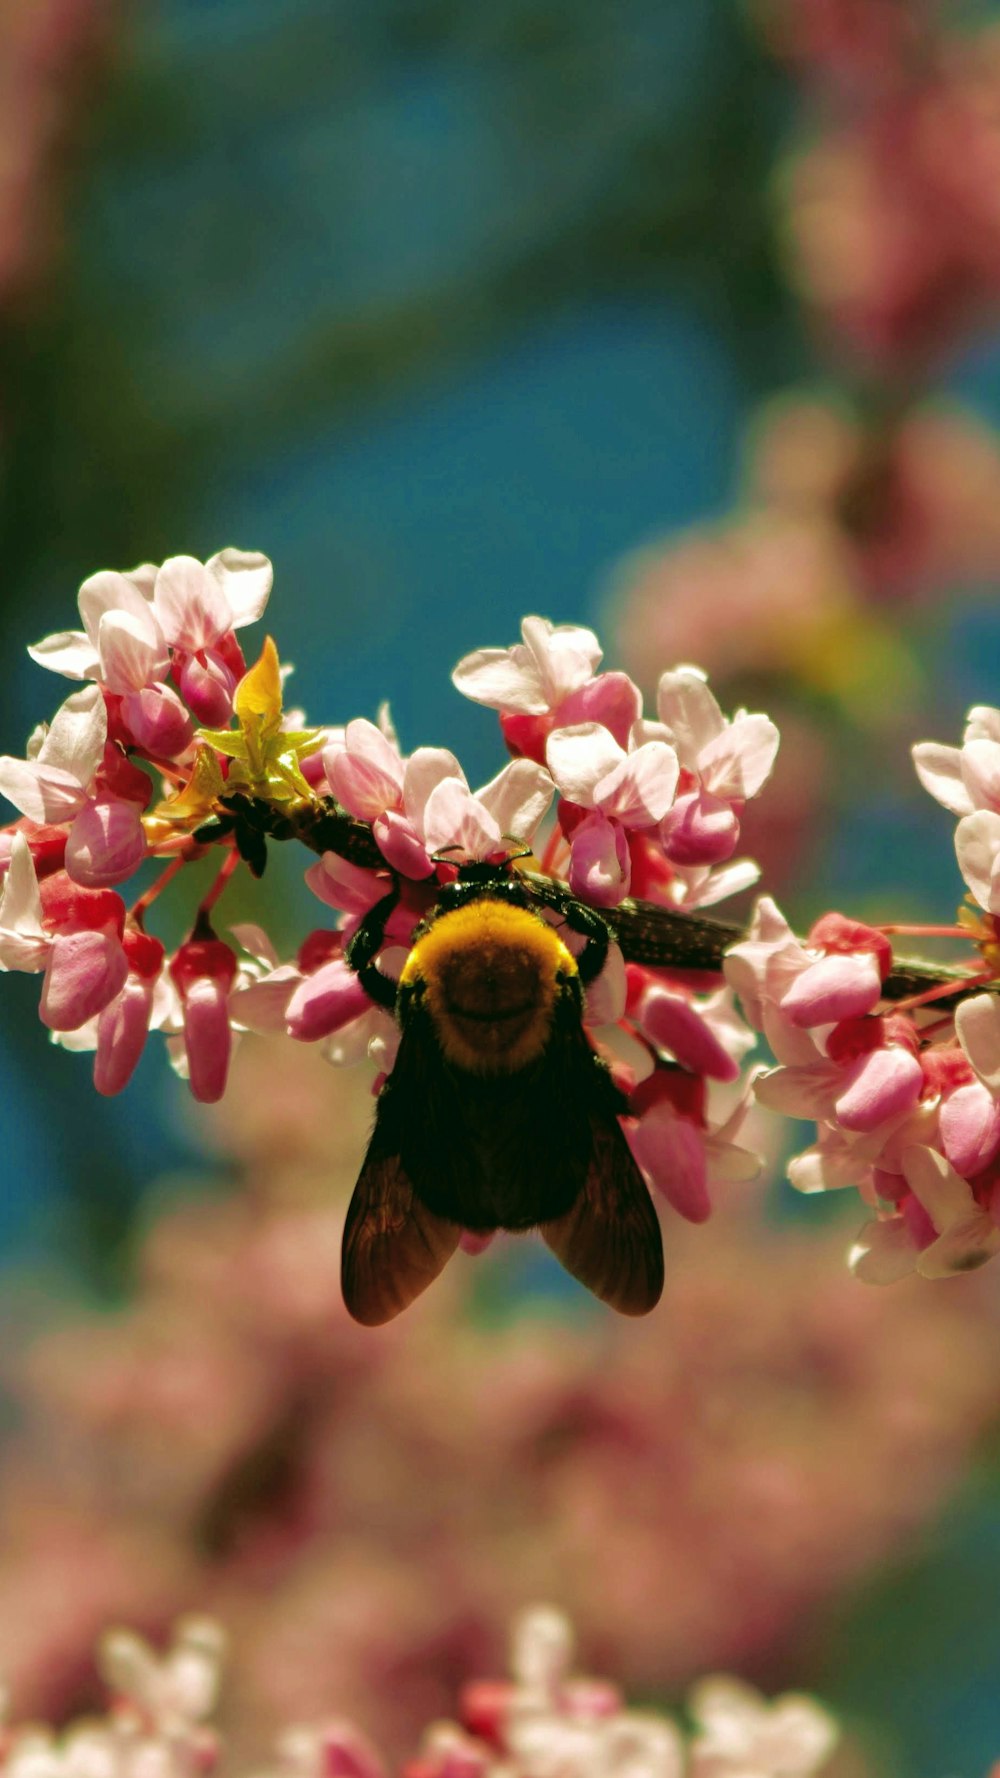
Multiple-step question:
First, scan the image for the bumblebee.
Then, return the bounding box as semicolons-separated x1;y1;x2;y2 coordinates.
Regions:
341;859;664;1325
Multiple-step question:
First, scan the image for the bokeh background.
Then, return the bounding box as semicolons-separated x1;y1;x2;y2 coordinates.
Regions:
3;1;1000;1772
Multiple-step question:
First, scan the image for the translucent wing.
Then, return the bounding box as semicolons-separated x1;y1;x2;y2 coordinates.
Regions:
341;1132;461;1326
540;1110;664;1316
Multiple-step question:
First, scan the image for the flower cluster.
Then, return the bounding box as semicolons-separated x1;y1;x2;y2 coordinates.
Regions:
721;699;1000;1283
0;575;781;1238
0;1606;837;1778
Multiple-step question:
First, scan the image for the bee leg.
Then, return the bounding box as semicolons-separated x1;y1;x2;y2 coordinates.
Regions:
562;898;611;986
345;887;401;1012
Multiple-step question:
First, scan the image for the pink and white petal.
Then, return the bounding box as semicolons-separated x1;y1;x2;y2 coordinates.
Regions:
939;1082;1000;1177
94;976;157;1095
594;741;679;826
451;644;548;714
640;987;740;1080
153;555;231;650
834;1046;923;1134
761;1004;824;1066
545;723;625;806
566;812;630;907
0;758;88;823
96;609;169;693
205;548;273;627
787;1135;868;1194
956;991;1000;1093
955;809;1000;910
583;940;626;1026
37;685;107;780
677;858;761;908
698;712;780;800
659;789;738;866
77;569;158;646
329;719;405;819
780;950;882;1027
228;964;302;1034
181;977;232;1102
522;616;602;704
556;672;642;749
40;929;129;1031
64;800;147;888
755;1062;842;1119
228;922;281;969
27;630;100;680
592;1020;655;1084
628;1106;711;1222
966;706;1000;744
476;757;554;842
900;1143;979;1232
285;958;372;1041
0;836;49;970
911;742;976;814
916;1219;1000;1277
698;986;759;1068
961;738;1000;813
120;684;193;757
372;810;433;879
305;853;388;915
422;779;502;860
402;747;465;828
849;1215;918;1283
655;667;725;765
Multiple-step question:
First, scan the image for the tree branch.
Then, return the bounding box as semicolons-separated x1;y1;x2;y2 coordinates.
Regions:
284;798;985;1012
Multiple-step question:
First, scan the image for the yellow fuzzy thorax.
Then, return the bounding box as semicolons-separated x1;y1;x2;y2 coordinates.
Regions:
399;898;577;1075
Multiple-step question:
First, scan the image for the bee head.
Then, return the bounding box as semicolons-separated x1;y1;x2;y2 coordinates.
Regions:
398;897;577;1075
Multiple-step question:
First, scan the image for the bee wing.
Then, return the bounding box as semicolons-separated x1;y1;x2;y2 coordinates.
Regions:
540;1111;664;1316
342;1133;461;1327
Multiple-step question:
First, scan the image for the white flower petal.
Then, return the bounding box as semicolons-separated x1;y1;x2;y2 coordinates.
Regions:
205;548;273;627
655;666;723;765
451;646;547;714
475;757;554;842
955;809;1000;910
546;723;624;805
912;741;975;815
955;992;1000;1093
27;631;100;680
849;1215;917;1284
37;684;106;780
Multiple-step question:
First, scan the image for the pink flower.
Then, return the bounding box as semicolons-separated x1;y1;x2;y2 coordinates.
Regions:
653;667;779;869
452;617;603;716
169;936;239;1103
546;723;679;906
93;930;166;1097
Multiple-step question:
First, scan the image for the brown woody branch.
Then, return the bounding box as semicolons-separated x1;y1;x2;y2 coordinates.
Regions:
284;798;985;1013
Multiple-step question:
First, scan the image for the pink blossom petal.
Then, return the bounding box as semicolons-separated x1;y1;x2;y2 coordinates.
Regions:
545;723;625;805
655;667;725;763
64;800;147;888
97;609;169;692
594;741;679;826
678;858;761;908
698;713;780;800
902;1142;979;1232
182;977;233;1101
967;707;1000;743
0;759;89;824
305;854;388;915
755;1062;842;1118
286;958;372;1041
939;1082;1000;1177
402;747;465;828
205;547;273;627
955;809;1000;911
40;929;129;1031
121;684;194;757
780;951;882;1027
38;685;107;779
451;646;547;713
475;758;553;843
522;616;602;704
961;738;1000;813
329;719;405;820
0;836;49;970
567;812;630;907
659;789;738;866
153;556;231;651
77;570;157;648
556;672;642;749
372;811;433;879
628;1106;710;1222
912;741;975;815
640;987;740;1081
849;1215;917;1283
834;1046;923;1133
176;649;237;725
229;964;302;1034
27;630;100;680
94;975;156;1095
422;779;501;860
956;991;1000;1093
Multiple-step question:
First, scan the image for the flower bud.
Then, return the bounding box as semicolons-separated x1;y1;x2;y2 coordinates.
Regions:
170;937;238;1102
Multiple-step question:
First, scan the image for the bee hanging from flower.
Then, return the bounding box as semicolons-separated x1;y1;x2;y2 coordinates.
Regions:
341;854;665;1324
